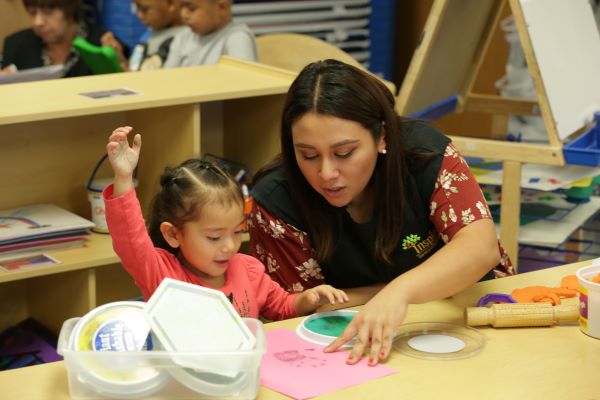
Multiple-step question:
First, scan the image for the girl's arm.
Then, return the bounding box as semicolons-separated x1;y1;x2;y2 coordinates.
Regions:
316;283;384;312
294;285;349;316
106;126;141;197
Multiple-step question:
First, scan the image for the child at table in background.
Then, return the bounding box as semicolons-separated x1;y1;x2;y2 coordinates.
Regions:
2;0;128;77
162;0;257;68
104;126;347;320
127;0;186;71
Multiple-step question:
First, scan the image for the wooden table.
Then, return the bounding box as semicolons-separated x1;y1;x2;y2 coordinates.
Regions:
0;260;597;399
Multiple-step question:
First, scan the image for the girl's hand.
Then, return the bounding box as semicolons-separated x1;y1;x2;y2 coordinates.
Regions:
324;287;408;366
295;285;349;315
107;126;141;196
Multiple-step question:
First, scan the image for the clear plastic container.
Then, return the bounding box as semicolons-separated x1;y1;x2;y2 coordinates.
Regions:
57;317;266;400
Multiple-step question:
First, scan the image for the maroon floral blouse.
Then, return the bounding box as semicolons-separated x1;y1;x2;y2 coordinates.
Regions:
249;143;515;292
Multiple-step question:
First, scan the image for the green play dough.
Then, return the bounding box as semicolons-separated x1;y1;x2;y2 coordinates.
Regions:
304;315;353;337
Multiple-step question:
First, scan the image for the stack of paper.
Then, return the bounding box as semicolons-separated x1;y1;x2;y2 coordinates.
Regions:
0;204;94;259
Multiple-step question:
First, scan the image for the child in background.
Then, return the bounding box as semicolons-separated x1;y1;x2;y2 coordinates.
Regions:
163;0;257;68
128;0;185;71
2;0;127;77
104;126;347;320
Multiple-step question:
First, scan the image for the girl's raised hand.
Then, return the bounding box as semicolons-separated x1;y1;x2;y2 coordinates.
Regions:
107;126;141;179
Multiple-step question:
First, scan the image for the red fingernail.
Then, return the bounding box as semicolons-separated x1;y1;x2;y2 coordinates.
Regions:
380;351;385;358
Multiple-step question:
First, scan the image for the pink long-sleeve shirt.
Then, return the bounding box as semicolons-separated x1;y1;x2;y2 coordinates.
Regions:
103;184;298;320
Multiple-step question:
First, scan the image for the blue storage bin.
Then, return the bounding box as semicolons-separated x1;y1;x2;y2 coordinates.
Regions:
369;0;395;80
96;0;146;50
563;112;600;167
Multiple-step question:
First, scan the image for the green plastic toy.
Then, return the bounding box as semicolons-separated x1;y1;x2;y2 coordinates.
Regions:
72;37;122;75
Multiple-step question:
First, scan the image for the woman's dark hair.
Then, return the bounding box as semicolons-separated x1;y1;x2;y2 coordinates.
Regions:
147;159;243;253
23;0;84;22
255;59;433;264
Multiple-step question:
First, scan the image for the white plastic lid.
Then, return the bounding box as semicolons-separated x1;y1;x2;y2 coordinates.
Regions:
393;322;486;360
144;278;255;394
69;301;167;397
144;278;255;353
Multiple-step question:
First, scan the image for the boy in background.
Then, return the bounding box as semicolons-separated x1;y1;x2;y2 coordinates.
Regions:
163;0;257;68
128;0;185;70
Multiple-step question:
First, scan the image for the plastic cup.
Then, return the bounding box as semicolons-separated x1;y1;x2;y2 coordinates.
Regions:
576;265;600;339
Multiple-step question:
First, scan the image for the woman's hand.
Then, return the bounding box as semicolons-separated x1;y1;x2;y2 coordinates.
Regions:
324;286;408;366
107;126;140;196
295;285;349;316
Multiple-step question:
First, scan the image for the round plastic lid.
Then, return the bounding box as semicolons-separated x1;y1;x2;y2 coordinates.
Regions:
296;310;357;348
69;301;167;397
393;322;486;360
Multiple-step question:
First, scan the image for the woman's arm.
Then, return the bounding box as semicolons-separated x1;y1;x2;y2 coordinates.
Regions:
389;218;499;303
326;219;499;366
325;143;507;365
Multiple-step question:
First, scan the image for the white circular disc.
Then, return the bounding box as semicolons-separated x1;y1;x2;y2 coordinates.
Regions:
407;334;465;354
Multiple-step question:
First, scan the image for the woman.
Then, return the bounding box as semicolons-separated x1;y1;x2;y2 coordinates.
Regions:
1;0;125;77
249;59;514;365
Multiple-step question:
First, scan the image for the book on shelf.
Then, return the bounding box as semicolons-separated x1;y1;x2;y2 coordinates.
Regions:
0;235;88;257
0;204;94;245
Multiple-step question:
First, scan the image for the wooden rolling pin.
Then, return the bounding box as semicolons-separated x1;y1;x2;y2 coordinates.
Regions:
465;302;579;327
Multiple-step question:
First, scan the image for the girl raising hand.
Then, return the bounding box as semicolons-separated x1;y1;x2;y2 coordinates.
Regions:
104;126;348;320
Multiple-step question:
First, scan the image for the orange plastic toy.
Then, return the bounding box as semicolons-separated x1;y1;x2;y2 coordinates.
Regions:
511;275;578;305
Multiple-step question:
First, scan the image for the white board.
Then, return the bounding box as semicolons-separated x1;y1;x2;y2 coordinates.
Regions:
520;0;600;140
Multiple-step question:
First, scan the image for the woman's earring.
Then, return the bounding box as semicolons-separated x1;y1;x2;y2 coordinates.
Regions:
380;149;387;154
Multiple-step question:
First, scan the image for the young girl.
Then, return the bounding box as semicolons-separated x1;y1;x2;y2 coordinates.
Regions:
104;126;347;320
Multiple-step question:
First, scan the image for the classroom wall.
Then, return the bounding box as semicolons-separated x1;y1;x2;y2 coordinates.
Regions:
393;1;511;138
0;0;29;54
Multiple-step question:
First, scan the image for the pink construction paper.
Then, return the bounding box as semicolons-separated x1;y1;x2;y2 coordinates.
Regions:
260;328;397;399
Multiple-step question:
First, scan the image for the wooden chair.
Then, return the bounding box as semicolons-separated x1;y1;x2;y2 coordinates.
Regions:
255;33;396;95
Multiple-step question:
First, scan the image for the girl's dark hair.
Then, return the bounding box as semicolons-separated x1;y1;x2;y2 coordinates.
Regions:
255;59;433;264
23;0;84;22
148;159;243;253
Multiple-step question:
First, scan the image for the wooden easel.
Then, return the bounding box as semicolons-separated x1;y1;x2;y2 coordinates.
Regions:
396;0;600;269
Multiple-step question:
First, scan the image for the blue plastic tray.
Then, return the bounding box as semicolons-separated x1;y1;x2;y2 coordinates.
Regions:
563;112;600;167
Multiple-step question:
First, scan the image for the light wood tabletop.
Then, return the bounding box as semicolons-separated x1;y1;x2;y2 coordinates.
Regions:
1;260;598;400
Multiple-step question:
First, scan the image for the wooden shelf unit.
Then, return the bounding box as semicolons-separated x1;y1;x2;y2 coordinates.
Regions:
0;57;295;333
